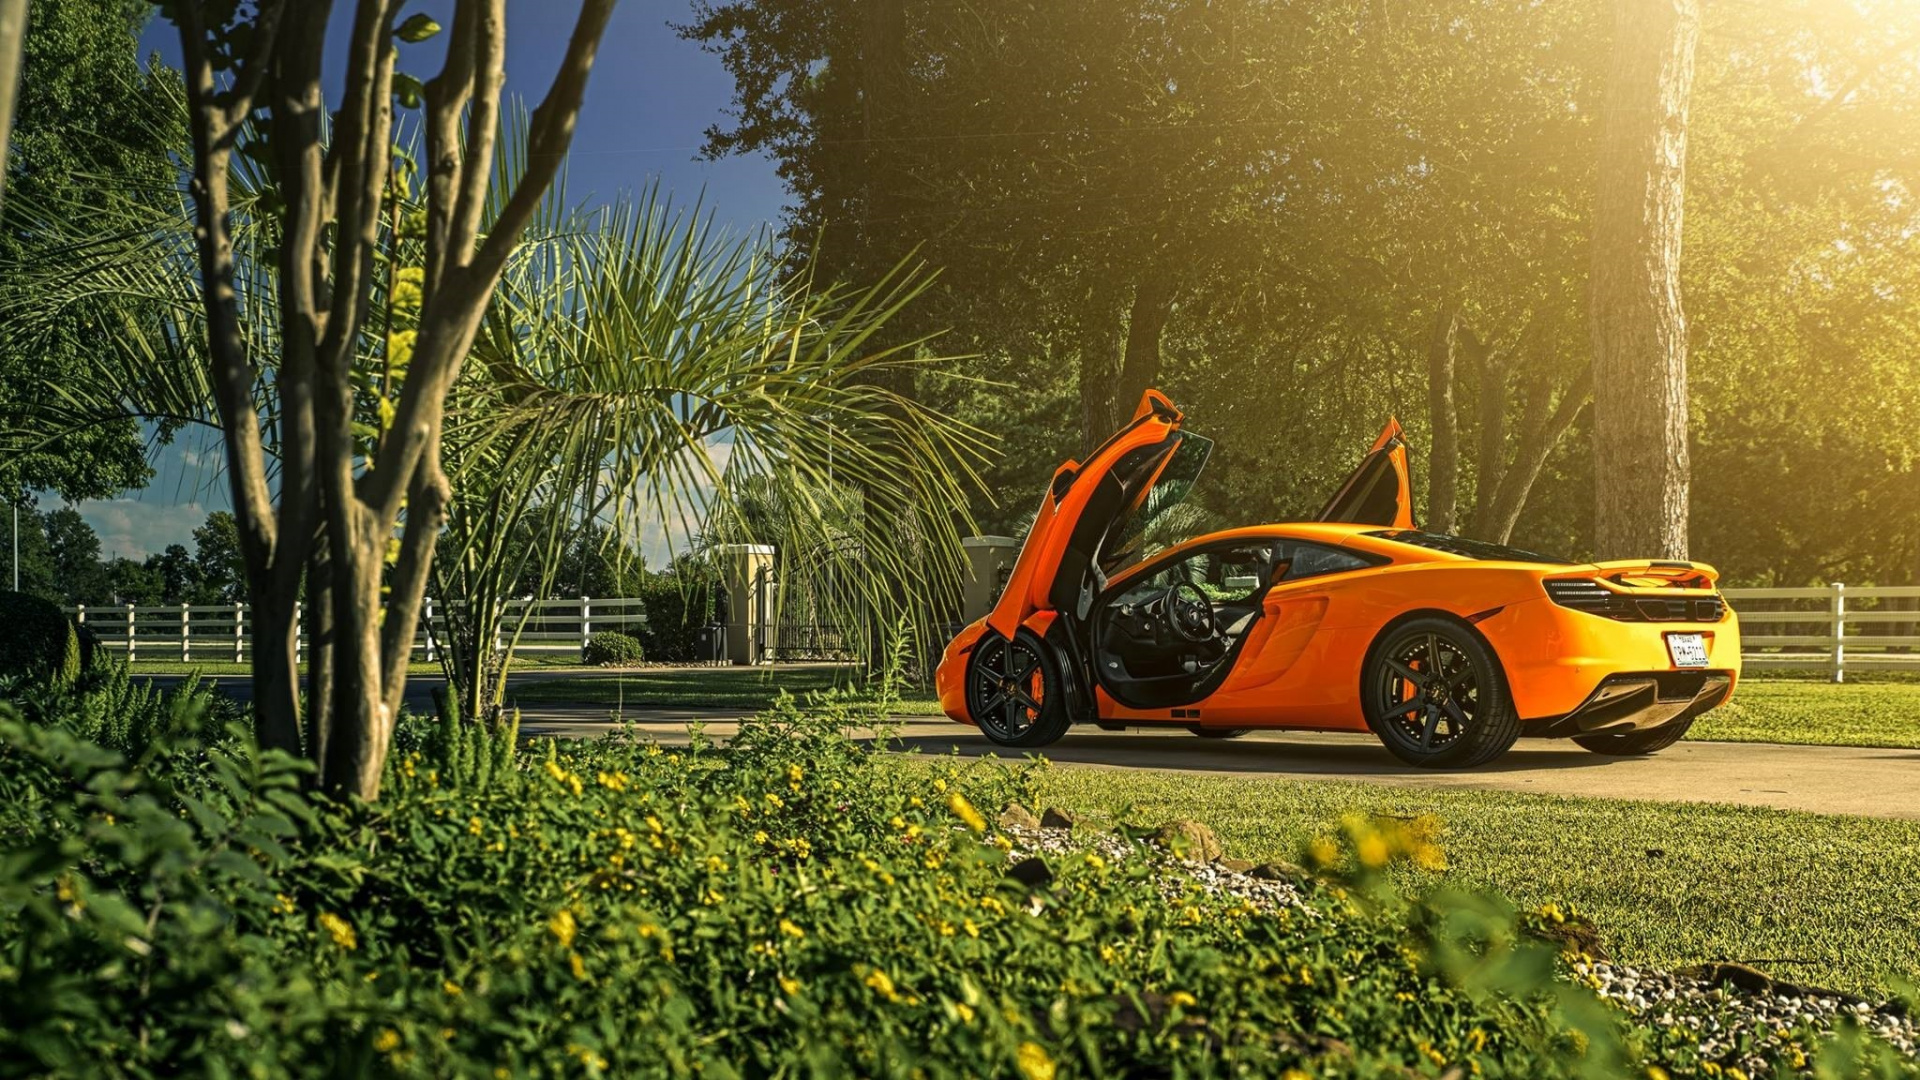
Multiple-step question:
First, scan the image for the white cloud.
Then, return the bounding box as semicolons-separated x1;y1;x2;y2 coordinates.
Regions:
74;499;210;561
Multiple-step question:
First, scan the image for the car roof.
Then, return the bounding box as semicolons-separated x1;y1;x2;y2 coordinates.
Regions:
1154;521;1573;567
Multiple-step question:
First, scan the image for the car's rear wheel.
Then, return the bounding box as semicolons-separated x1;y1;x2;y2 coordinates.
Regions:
966;630;1071;748
1363;617;1519;769
1573;714;1696;756
1187;726;1252;739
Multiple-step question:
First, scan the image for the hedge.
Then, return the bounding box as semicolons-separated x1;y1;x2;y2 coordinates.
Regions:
0;589;80;687
0;673;1911;1077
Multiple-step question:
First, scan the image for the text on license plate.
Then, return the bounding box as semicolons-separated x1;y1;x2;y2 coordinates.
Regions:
1666;633;1709;668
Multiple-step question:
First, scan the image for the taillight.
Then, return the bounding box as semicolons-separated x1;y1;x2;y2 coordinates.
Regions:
1544;579;1723;622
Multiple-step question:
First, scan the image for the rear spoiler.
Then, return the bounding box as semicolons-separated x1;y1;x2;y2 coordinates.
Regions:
1583;560;1720;590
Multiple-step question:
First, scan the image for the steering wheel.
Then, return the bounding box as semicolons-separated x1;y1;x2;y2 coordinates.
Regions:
1163;581;1216;642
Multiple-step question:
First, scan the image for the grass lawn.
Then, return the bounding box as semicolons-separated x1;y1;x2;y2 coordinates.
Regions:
1020;765;1920;998
1697;676;1920;748
505;664;944;716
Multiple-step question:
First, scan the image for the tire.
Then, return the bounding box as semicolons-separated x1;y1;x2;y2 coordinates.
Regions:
1187;726;1252;739
965;629;1072;748
1573;714;1696;756
1362;616;1520;769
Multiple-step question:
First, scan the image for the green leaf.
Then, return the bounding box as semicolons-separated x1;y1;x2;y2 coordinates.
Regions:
392;71;425;110
395;14;443;43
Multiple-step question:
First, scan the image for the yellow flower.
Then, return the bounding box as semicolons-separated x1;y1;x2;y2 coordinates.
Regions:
1016;1041;1055;1080
778;918;806;940
788;764;804;783
1306;836;1339;868
549;909;577;949
764;792;785;809
569;951;589;981
468;816;484;836
1169;990;1198;1008
753;830;770;845
373;1028;401;1053
955;1001;975;1024
1645;1069;1671;1080
865;968;903;1002
933;777;948;792
1280;1071;1312;1080
596;770;628;791
442;979;462;997
317;912;357;950
963;919;980;939
706;855;729;873
1356;832;1389;869
778;974;802;996
947;792;987;834
637;922;658;938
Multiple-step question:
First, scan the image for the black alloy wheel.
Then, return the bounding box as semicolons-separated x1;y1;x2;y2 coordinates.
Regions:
966;630;1071;748
1363;617;1519;768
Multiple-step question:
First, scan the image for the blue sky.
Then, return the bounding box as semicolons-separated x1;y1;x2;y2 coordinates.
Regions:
76;2;784;561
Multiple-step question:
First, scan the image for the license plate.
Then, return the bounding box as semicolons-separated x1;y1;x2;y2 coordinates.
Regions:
1666;633;1709;668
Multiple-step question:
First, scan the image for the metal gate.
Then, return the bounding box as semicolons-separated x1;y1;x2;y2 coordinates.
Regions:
753;564;856;662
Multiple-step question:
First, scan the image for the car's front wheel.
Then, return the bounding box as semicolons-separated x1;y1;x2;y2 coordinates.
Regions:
1573;714;1696;756
1362;617;1520;769
965;630;1071;748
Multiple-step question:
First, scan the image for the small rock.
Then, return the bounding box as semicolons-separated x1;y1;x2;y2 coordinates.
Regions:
1249;861;1308;883
1039;807;1079;829
998;802;1042;831
1151;819;1223;863
1218;858;1256;874
1007;856;1053;888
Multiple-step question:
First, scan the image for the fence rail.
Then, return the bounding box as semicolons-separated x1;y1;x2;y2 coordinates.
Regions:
62;597;648;664
1721;584;1920;681
62;583;1920;680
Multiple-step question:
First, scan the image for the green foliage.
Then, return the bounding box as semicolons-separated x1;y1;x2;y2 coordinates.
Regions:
581;631;645;667
0;589;80;687
1;671;1914;1075
635;570;718;663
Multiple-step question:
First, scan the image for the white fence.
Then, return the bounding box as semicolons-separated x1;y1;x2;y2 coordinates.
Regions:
61;584;1920;680
1721;584;1920;681
62;597;649;663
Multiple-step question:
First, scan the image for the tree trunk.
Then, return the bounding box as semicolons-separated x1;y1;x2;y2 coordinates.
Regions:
1425;304;1460;534
0;0;26;212
1077;282;1124;450
1078;274;1176;452
1589;0;1700;561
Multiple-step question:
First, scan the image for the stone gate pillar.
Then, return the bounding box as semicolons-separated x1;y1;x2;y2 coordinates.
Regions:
960;536;1021;624
713;543;775;665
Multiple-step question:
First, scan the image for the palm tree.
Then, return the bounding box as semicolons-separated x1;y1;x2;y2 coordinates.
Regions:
1;112;988;740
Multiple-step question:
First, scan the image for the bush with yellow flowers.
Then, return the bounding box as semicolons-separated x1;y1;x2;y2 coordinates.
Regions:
1;660;1915;1079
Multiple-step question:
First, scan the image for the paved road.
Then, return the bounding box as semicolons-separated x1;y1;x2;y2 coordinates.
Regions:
146;673;1920;820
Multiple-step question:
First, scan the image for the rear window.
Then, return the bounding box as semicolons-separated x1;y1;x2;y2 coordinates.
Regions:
1368;530;1568;565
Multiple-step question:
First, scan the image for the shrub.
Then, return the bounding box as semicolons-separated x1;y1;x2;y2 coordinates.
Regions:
0;589;80;687
0;673;1913;1077
582;630;645;666
635;572;718;662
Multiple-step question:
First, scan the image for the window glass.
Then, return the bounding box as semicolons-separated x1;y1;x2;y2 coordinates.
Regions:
1280;541;1375;581
1099;432;1213;573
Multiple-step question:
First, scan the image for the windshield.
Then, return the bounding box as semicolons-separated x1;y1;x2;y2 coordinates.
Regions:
1098;432;1213;573
1368;529;1568;565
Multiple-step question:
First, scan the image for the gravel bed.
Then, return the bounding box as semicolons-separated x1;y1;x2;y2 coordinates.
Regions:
1000;814;1916;1072
1575;958;1917;1072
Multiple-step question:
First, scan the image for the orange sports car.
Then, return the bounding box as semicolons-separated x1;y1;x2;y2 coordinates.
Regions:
936;389;1740;768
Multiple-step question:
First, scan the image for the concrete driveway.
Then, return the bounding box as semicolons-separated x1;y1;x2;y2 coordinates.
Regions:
145;673;1920;820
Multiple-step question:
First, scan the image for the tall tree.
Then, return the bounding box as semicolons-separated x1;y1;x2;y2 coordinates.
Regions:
160;0;617;797
0;0;183;505
1588;0;1700;560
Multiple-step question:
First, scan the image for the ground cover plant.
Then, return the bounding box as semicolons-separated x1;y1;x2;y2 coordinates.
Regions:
1030;768;1920;999
2;662;1916;1078
507;663;943;717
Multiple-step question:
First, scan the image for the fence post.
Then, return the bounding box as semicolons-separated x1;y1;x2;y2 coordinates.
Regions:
126;604;135;661
1829;582;1846;684
423;598;435;663
181;602;191;662
234;602;245;664
580;595;592;660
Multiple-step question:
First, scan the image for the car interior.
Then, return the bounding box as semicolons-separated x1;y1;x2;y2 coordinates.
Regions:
1090;539;1377;709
